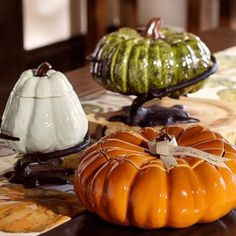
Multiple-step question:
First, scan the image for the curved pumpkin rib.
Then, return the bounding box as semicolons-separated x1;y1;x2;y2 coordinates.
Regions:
112;40;135;93
125;40;136;94
86;160;119;222
85;154;168;226
162;42;177;87
102;159;140;224
191;138;224;150
146;41;156;91
194;163;229;222
142;158;192;171
102;148;151;159
79;149;105;167
141;41;150;93
127;42;149;94
183;157;204;168
197;40;212;66
216;167;236;208
177;125;216;146
182;138;225;166
109;45;122;91
129;166;168;228
186;39;212;88
167;167;205;227
117;157;193;173
215;132;225;140
77;151;102;172
138;127;157;141
140;159;165;170
224;142;236;153
164;125;185;139
81;142;100;158
113;154;155;169
101;139;147;153
221;142;236;173
173;41;188;86
175;158;196;167
74;154;108;211
223;149;236;173
107;130;148;147
185;43;198;76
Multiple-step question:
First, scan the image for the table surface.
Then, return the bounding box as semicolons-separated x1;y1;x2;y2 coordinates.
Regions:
1;27;236;236
41;211;236;236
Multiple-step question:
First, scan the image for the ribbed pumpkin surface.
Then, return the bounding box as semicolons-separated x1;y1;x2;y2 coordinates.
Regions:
74;125;236;229
91;27;213;96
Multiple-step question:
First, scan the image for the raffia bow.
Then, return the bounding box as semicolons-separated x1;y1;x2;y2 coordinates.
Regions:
148;136;229;171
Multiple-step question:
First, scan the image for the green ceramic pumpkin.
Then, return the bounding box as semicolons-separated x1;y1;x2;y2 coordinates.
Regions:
90;18;214;97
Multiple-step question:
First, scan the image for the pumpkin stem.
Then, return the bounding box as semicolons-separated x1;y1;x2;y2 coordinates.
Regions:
143;17;162;40
156;132;172;142
35;62;52;77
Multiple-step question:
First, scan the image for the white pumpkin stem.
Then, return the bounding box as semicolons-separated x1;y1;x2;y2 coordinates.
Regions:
35;62;52;77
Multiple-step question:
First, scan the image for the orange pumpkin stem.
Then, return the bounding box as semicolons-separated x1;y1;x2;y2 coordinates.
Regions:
35;62;52;77
143;17;162;40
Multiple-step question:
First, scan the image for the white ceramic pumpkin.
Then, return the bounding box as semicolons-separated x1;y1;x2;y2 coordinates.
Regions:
0;62;88;154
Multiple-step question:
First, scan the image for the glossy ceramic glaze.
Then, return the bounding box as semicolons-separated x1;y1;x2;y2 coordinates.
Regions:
74;125;236;229
1;66;88;154
90;18;213;96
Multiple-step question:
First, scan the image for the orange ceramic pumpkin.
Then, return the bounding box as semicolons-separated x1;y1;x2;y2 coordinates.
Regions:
74;125;236;229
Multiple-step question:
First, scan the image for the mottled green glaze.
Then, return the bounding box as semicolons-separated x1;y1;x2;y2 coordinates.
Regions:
91;27;213;96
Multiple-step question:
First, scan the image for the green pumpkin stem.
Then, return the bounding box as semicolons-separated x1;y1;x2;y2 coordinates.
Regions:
143;17;161;40
35;62;52;77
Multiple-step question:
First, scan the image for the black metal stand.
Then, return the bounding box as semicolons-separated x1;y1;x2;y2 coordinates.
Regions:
4;132;90;187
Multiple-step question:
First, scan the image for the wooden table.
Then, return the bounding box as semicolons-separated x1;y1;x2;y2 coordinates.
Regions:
41;210;236;236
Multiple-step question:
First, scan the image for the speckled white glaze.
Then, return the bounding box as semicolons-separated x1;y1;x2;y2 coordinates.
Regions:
1;69;88;154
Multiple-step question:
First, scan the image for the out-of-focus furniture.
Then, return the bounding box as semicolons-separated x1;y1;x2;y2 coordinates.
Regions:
0;0;138;82
86;0;137;53
0;0;86;83
187;0;236;32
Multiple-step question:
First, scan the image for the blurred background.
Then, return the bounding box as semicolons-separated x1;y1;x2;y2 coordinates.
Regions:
0;0;235;96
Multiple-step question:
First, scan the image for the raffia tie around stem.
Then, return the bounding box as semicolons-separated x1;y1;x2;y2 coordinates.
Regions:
148;136;229;172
